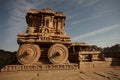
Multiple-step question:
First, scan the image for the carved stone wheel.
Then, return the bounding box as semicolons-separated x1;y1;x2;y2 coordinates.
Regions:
48;44;68;64
16;44;41;65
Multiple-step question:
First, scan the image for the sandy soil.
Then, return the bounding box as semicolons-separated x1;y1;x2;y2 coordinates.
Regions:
0;67;120;80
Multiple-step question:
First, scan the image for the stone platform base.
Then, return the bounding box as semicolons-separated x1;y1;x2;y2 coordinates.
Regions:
1;64;78;72
0;66;120;80
0;61;120;80
79;61;111;70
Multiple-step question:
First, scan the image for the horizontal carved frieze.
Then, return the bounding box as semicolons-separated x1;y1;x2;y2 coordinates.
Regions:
1;64;78;72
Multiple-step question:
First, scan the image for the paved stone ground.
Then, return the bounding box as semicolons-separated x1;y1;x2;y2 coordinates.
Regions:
0;66;120;80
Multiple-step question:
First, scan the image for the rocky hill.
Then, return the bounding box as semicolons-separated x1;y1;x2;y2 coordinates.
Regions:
0;50;17;67
103;44;120;57
104;44;120;52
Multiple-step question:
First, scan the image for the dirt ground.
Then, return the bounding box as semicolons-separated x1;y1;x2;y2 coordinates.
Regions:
0;66;120;80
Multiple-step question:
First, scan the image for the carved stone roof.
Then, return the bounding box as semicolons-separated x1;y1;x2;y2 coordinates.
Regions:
27;9;39;14
40;8;55;14
56;12;66;17
27;8;66;17
71;42;89;46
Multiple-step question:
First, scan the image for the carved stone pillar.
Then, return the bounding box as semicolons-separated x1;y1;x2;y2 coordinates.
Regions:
41;15;44;26
62;19;65;30
54;19;57;29
27;27;35;33
57;18;61;30
49;16;54;28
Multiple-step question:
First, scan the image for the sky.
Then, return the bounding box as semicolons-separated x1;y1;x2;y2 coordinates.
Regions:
0;0;120;51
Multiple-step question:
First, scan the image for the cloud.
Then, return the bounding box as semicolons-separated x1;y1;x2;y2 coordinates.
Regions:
70;14;101;25
89;33;120;47
3;0;46;51
78;0;100;7
72;24;120;41
8;0;45;34
70;7;120;25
